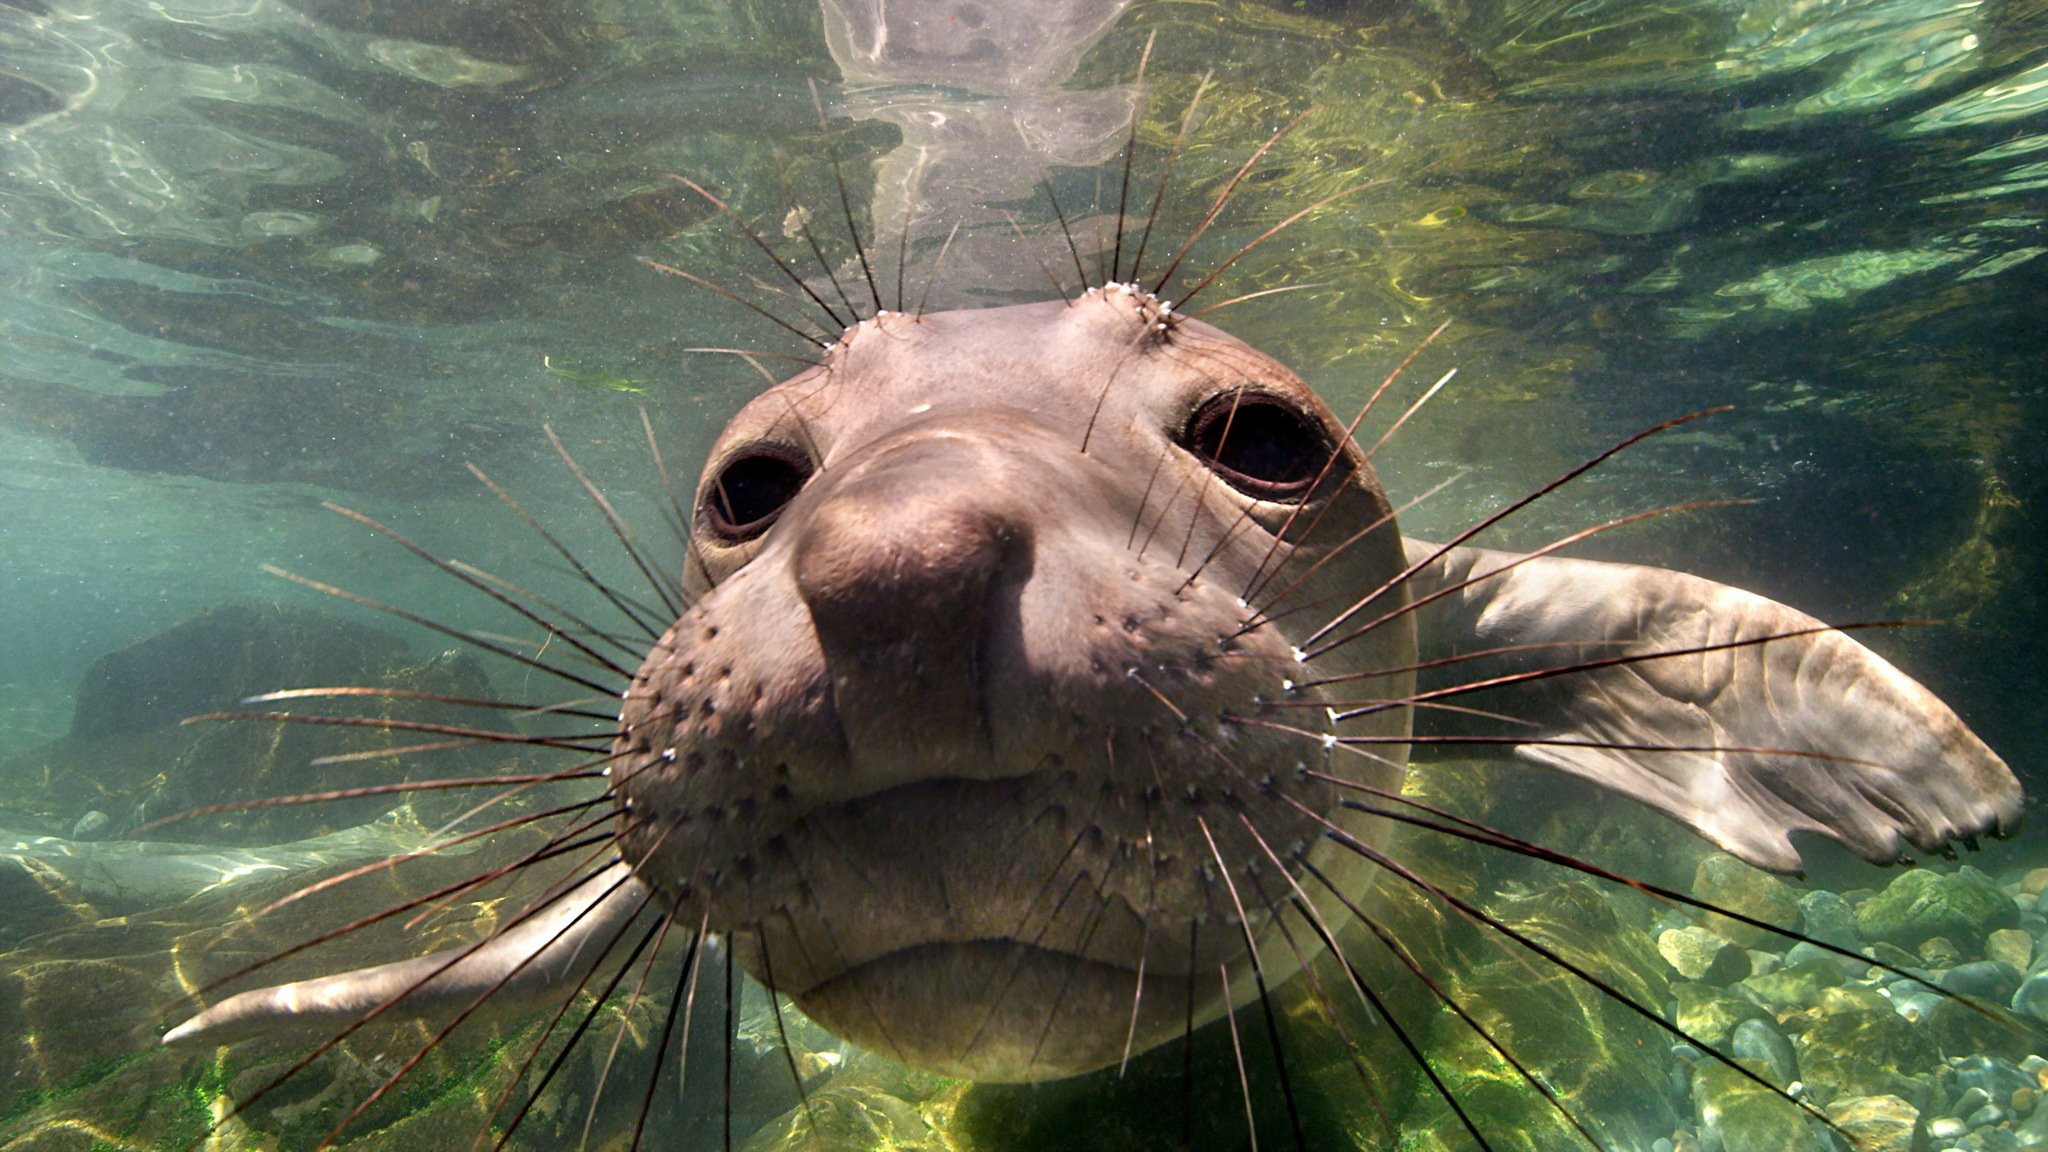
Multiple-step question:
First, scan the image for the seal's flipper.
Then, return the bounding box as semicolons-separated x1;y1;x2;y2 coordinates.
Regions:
162;863;648;1048
1401;539;2022;873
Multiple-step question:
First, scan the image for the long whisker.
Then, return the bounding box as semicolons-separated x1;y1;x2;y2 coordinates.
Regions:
1308;811;1854;1145
639;257;832;348
483;914;670;1152
809;79;883;315
1305;498;1744;663
1045;181;1092;294
1128;72;1214;286
1151;108;1315;299
667;175;849;332
1242;318;1454;603
1108;31;1155;282
755;931;818;1138
578;910;681;1152
1295;407;1730;656
546;426;686;621
1196;816;1307;1152
1172;180;1384;314
466;463;670;643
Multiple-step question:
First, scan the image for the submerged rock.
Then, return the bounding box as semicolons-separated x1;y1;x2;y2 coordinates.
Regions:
1674;983;1767;1048
0;602;498;844
1989;927;2035;972
1854;867;2019;950
1793;986;1939;1102
1660;925;1750;984
1796;889;1863;951
1823;1094;1918;1152
1730;1019;1798;1089
1692;1063;1826;1152
1693;854;1801;948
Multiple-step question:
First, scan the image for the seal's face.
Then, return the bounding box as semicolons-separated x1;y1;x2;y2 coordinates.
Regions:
613;289;1415;1080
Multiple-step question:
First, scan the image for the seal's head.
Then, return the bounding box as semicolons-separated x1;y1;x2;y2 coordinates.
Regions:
613;288;1415;1080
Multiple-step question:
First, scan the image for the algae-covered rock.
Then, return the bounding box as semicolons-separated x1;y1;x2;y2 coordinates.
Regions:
1793;986;1940;1102
1674;982;1768;1048
1796;890;1862;951
1693;854;1801;948
1692;1062;1827;1152
1730;1019;1798;1089
1854;867;2019;950
1740;958;1844;1012
1660;925;1749;984
1990;927;2035;971
0;602;500;845
1823;1094;1918;1152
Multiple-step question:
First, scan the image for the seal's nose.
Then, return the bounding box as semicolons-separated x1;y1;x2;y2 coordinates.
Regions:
793;432;1034;786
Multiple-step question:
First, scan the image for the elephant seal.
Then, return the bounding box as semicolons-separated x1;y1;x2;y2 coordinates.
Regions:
164;281;2021;1103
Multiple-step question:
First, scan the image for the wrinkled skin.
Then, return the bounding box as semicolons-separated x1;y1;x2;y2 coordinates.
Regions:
166;288;2020;1087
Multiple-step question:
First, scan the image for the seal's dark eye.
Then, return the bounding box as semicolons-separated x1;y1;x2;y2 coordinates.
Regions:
702;448;812;542
1184;392;1334;502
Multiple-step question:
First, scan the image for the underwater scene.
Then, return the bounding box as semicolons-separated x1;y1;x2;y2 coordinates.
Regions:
1;0;2046;1149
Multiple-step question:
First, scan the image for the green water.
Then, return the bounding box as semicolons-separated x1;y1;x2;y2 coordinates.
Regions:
0;0;2044;1149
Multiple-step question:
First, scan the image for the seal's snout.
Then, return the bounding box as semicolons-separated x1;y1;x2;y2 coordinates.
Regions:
793;432;1035;783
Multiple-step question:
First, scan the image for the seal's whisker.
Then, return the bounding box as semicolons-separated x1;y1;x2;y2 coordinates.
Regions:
1000;207;1076;302
1295;858;1561;1152
1306;808;1855;1146
1295;408;1730;657
466;462;671;642
1234;473;1463;637
1215;956;1262;1151
755;930;819;1138
251;797;607;925
1317;777;2029;1021
545;426;688;620
261;563;622;696
306;736;516;765
1184;282;1329;320
1155;88;1303;301
808;78;883;317
197;818;618;1003
1172;181;1385;316
480;911;671;1152
640;405;719;592
1127;441;1175;550
1023;852;1126;1078
182;709;609;752
1045;180;1092;294
627;918;706;1152
242;685;620;722
1248;787;1610;1150
1128;70;1212;287
137;763;608;833
913;221;961;320
638;256;833;349
1242;318;1454;603
574;910;680;1152
1107;30;1155;283
193;852;629;1144
1363;364;1457;461
667;176;850;332
1197;815;1308;1152
309;873;655;1152
1300;497;1745;663
1231;814;1403;1148
1310;619;1920;704
1174;386;1246;569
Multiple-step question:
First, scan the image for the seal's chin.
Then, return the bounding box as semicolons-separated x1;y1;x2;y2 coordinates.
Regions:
793;940;1201;1083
